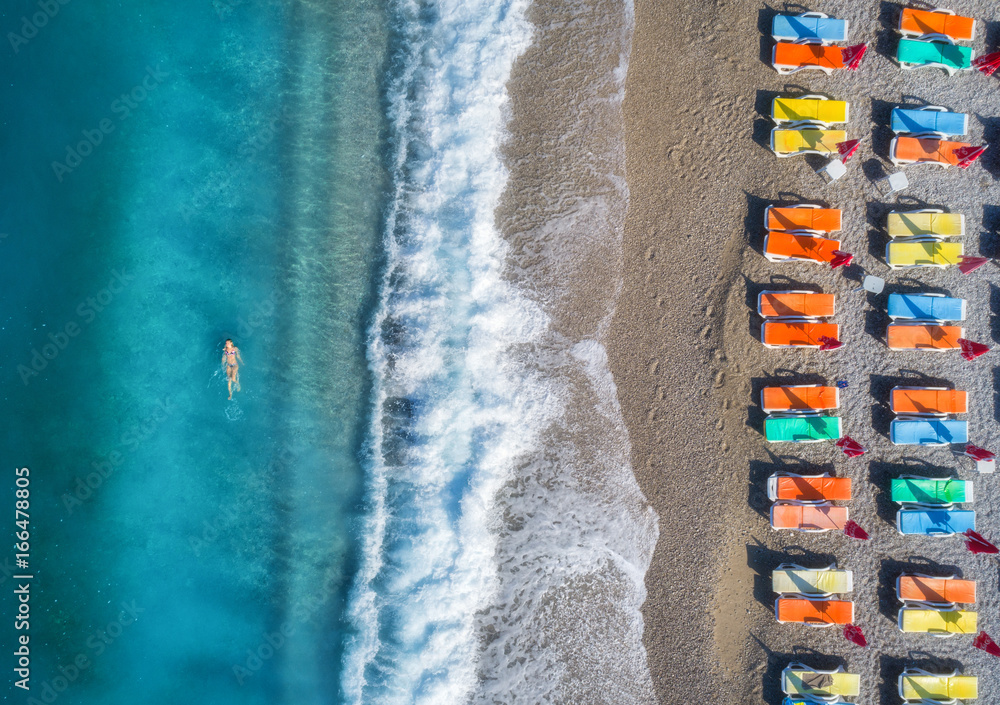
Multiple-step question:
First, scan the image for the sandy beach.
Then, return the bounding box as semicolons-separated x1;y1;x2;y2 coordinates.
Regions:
614;1;1000;702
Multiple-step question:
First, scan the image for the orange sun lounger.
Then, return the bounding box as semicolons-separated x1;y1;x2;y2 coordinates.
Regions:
890;136;971;167
891;387;967;415
763;232;841;263
765;205;842;233
762;321;839;348
887;324;963;351
771;503;849;532
897;574;976;605
759;291;835;318
899;8;976;42
762;385;839;413
768;473;852;502
776;597;854;626
773;42;847;74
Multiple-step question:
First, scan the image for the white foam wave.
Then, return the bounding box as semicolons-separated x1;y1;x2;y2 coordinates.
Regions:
342;1;542;703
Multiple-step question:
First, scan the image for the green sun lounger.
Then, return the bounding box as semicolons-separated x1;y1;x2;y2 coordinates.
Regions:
891;477;973;506
765;416;841;443
897;38;973;74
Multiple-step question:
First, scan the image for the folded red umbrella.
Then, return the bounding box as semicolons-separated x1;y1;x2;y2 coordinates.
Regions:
843;624;867;647
965;444;996;462
841;44;867;71
835;436;866;457
954;145;987;169
958;338;990;361
974;631;1000;657
958;256;989;274
964;530;999;554
843;520;869;541
836;139;861;163
830;250;853;269
972;51;1000;77
818;335;843;351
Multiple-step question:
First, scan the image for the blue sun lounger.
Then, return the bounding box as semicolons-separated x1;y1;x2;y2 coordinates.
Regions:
890;418;968;446
772;12;849;43
897;508;975;536
887;293;966;322
891;107;968;137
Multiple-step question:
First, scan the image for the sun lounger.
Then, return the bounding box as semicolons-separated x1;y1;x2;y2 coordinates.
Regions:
765;416;841;443
773;564;853;596
891;106;968;137
890;387;967;415
896;37;974;74
771;502;848;532
890;136;972;167
887;294;965;321
898;8;976;42
782;662;860;698
886;240;963;268
772;96;849;127
765;204;842;233
897;574;976;604
764;232;842;264
899;605;977;636
776;596;853;626
758;291;835;319
891;476;973;505
772;127;846;156
768;473;852;502
886;323;963;351
890;418;968;445
762;385;839;413
887;209;965;238
762;321;839;348
772;12;849;43
773;43;848;75
896;507;975;536
899;668;978;702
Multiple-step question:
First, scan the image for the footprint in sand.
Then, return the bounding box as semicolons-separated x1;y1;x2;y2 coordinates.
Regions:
714;370;725;388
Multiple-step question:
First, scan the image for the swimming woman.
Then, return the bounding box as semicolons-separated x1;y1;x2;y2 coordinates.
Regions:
222;339;243;400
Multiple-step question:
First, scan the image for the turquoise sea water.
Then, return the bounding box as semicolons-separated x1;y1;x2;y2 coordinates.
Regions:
1;1;386;702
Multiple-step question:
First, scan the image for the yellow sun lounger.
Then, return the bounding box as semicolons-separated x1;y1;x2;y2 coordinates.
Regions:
772;563;853;596
772;95;849;127
783;663;861;698
772;127;846;157
899;667;978;701
886;239;963;268
899;606;977;636
888;209;964;238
